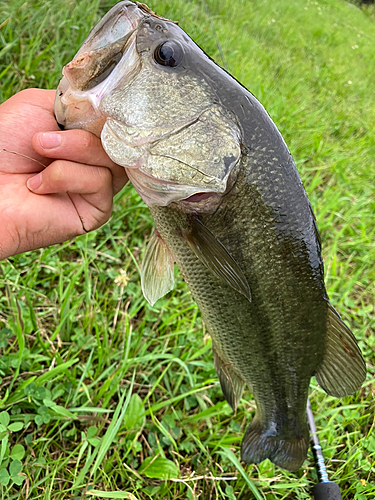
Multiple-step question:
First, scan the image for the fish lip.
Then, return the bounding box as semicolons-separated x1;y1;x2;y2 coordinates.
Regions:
62;2;144;93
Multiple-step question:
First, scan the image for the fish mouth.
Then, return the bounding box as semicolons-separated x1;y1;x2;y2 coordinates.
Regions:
54;1;145;136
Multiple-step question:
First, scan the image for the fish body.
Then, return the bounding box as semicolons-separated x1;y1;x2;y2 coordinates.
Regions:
54;1;366;471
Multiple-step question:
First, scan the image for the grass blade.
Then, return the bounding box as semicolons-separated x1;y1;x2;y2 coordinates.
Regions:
218;447;265;500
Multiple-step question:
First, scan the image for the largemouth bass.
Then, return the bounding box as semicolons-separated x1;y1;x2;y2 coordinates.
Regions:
54;1;366;471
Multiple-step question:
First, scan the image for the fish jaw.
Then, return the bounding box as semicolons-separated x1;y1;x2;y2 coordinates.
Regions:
54;1;145;136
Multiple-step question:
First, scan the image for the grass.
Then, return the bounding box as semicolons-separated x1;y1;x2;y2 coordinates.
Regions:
0;0;374;498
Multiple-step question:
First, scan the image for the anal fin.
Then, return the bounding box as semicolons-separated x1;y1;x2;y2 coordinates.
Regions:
213;343;245;411
141;229;175;306
315;302;366;397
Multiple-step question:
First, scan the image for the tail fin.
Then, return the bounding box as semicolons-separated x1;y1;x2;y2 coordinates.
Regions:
240;418;309;472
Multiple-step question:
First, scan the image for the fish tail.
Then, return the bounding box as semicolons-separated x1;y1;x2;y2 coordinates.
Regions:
240;417;309;472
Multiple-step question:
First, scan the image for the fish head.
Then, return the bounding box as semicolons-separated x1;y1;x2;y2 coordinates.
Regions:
55;1;242;208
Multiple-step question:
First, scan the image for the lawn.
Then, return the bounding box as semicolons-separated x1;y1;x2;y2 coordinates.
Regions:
0;0;374;498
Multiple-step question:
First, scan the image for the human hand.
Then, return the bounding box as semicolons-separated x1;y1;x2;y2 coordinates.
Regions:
0;88;128;260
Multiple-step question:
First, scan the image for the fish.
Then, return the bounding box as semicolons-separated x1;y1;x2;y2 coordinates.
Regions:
54;1;366;471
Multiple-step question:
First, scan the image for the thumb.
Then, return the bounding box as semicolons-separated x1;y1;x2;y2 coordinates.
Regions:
26;172;43;191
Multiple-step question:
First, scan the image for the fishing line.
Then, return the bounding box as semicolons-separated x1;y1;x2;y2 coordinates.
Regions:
200;0;228;70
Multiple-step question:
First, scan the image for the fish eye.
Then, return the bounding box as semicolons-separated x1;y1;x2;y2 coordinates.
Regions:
154;41;182;67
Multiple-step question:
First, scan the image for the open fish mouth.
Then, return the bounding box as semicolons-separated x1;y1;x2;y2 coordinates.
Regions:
54;1;145;136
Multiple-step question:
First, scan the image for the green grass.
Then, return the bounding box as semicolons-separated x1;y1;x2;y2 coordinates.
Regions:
0;0;374;498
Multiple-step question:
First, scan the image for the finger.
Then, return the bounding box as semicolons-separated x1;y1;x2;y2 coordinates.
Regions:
32;129;128;194
27;159;113;198
0;89;59;174
13;88;56;113
27;160;115;232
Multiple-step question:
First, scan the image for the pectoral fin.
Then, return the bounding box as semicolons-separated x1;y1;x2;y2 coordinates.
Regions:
315;302;366;397
182;217;251;301
141;230;175;306
213;343;245;411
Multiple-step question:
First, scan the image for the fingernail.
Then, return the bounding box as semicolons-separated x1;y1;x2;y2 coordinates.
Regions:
39;133;62;149
27;173;42;191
